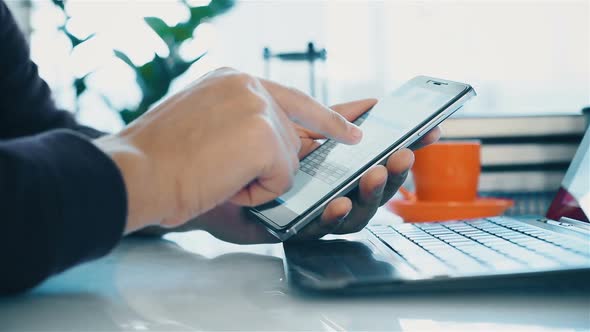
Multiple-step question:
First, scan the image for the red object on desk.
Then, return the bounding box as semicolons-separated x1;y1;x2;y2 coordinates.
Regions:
387;187;514;222
546;186;589;222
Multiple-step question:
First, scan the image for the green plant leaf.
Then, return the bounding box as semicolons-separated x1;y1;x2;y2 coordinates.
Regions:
60;26;94;48
52;0;66;10
113;50;136;69
185;0;234;35
144;17;174;47
208;0;235;15
171;22;195;43
101;0;233;124
187;6;211;29
171;52;206;77
119;109;138;124
136;54;172;107
73;74;89;97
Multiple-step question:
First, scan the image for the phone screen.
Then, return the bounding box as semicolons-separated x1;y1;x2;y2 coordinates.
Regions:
252;77;472;230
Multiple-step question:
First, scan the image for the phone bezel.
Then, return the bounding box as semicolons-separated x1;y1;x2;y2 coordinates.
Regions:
248;76;475;239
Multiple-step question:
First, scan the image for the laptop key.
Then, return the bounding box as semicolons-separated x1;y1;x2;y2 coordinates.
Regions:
407;235;436;241
453;243;486;250
533;247;588;266
487;259;526;271
372;219;588;277
461;248;507;262
376;234;449;275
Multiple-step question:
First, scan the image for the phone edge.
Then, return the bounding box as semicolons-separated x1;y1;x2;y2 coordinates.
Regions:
251;82;476;241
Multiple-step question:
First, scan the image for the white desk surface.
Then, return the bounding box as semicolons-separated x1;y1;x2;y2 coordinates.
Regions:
1;210;589;332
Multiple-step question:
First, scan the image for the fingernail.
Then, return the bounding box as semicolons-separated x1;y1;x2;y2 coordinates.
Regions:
349;124;363;141
337;211;350;223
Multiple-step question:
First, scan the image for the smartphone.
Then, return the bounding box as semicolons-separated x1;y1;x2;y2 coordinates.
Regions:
248;76;476;241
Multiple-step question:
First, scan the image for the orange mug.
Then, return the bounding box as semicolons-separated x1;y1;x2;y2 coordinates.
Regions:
412;141;481;202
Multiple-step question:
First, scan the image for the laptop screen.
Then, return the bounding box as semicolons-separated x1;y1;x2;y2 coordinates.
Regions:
546;126;590;222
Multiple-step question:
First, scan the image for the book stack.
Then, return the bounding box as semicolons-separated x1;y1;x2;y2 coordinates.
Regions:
440;113;587;216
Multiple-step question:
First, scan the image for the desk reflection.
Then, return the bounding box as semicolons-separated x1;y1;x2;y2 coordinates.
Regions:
0;233;588;331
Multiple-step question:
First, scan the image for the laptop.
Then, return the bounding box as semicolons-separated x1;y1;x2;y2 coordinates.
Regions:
283;128;590;293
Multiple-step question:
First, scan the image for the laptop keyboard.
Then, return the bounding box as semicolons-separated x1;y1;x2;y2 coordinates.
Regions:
368;217;590;275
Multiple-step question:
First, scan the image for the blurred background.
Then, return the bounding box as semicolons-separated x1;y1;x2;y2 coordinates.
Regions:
4;0;590;218
6;0;589;132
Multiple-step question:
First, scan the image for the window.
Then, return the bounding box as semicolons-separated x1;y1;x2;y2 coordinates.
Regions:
29;0;589;132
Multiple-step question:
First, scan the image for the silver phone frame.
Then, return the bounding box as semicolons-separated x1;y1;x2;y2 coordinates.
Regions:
251;77;476;241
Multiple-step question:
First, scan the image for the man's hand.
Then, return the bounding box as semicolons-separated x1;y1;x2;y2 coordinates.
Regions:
94;68;362;233
148;99;441;243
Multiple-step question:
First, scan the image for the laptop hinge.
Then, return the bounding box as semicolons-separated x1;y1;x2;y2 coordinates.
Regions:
546;217;590;235
559;217;590;229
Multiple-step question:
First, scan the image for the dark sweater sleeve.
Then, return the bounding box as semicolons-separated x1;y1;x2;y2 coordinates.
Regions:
0;2;128;294
0;131;127;294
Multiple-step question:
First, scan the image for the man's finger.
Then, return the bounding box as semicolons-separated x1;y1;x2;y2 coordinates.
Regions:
290;197;352;241
380;149;414;205
410;127;441;150
332;166;387;234
331;98;377;121
260;79;362;145
304;99;378;140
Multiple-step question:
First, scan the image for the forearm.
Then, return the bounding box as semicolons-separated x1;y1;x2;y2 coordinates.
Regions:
93;135;157;233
